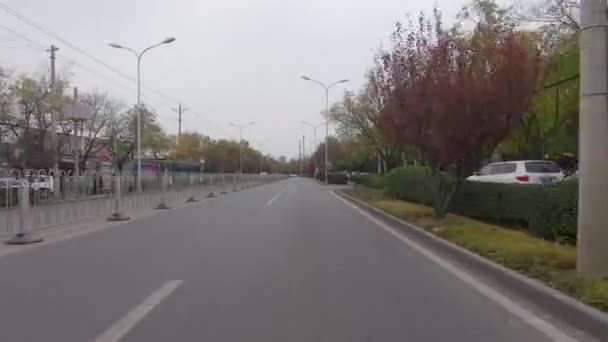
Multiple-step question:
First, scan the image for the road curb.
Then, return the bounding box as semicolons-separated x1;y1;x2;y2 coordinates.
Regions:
334;190;608;340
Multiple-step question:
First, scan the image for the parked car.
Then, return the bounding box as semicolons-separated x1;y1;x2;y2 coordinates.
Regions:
467;160;565;185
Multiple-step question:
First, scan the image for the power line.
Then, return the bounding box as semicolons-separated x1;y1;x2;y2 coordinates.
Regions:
0;1;181;105
0;23;46;51
0;4;228;138
61;53;175;108
0;24;149;107
57;54;227;135
189;111;228;135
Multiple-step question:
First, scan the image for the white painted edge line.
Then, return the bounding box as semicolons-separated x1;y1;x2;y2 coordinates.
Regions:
339;190;608;327
330;191;577;342
94;280;184;342
265;189;284;207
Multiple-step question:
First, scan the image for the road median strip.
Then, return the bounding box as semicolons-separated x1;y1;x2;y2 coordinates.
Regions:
334;188;608;340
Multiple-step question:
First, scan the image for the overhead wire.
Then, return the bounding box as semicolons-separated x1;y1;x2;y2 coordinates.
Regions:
0;22;175;121
0;23;46;51
0;3;230;137
0;1;180;104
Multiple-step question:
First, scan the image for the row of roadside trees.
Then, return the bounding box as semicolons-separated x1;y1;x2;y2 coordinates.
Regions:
321;0;580;217
0;68;295;174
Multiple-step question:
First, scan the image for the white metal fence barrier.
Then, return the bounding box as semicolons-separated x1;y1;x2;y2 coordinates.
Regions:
0;170;286;243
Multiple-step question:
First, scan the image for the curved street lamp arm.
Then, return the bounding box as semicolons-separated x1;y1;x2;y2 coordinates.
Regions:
140;42;165;59
122;46;139;59
303;77;328;91
328;79;349;90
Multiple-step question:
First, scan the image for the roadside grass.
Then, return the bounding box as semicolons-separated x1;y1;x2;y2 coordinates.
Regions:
347;189;608;312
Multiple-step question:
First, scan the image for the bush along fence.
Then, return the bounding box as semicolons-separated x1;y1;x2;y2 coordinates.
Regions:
354;167;578;243
0;170;286;244
318;172;349;185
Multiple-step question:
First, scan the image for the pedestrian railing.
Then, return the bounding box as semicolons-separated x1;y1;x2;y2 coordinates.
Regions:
0;171;286;243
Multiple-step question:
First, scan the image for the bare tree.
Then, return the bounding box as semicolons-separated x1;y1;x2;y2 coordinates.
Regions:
0;68;13;145
514;0;580;32
2;74;69;169
76;91;121;171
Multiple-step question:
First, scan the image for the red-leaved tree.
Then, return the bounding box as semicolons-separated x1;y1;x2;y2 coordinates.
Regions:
380;5;542;217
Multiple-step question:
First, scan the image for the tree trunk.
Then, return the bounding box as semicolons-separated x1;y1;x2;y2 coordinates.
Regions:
426;168;458;218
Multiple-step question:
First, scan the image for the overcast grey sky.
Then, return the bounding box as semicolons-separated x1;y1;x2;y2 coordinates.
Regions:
0;0;468;158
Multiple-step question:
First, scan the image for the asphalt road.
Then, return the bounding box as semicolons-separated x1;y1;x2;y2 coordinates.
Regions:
0;177;561;341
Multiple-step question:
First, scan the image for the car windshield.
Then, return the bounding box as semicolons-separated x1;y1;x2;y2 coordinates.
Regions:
525;162;561;173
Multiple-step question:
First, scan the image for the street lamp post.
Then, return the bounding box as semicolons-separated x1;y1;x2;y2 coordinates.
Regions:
301;76;349;184
230;122;256;174
109;37;176;193
257;138;271;173
301;121;325;179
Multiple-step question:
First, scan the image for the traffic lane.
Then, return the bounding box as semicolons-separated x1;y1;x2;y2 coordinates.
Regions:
121;181;296;341
281;179;552;341
0;179;286;342
121;178;552;342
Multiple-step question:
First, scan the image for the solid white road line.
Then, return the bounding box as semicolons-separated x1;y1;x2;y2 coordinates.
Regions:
265;190;284;207
94;280;184;342
330;192;577;342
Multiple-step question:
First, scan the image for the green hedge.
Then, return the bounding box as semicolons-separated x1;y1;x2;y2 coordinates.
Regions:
352;174;386;189
381;167;578;243
320;172;348;185
384;167;434;205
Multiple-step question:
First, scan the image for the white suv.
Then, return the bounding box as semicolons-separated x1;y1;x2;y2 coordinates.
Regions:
467;160;565;185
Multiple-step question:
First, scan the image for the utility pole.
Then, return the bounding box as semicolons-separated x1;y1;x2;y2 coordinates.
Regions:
302;135;306;173
259;154;263;174
73;87;81;177
239;127;244;174
299;140;302;175
172;104;187;144
230;122;255;174
578;0;608;276
301;121;324;178
49;45;60;177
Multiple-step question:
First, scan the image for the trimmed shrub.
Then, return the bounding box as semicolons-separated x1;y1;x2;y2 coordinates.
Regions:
528;180;578;243
384;167;433;205
325;172;348;185
450;182;543;226
352;174;386;189
376;167;579;243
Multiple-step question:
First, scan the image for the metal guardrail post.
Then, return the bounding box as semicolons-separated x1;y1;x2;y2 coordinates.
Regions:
156;170;171;210
52;174;60;201
221;174;227;194
107;175;130;221
232;174;239;192
186;174;198;203
207;174;217;198
5;187;43;245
